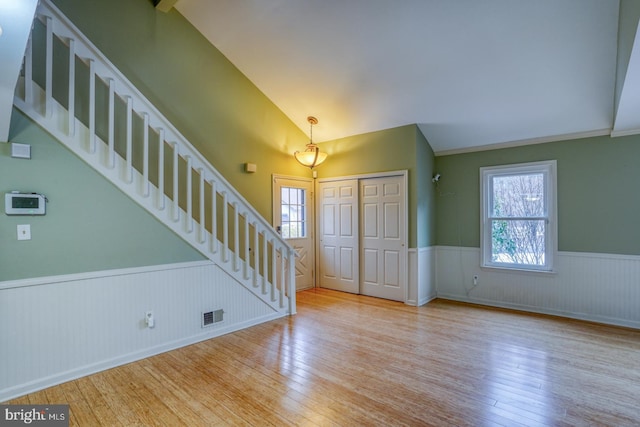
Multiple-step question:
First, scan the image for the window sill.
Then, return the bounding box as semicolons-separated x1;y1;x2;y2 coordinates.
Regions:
481;264;557;275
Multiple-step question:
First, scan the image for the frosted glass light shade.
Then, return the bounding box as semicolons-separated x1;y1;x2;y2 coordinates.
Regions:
294;144;327;168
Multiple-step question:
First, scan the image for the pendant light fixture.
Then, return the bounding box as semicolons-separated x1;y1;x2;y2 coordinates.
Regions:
294;116;327;169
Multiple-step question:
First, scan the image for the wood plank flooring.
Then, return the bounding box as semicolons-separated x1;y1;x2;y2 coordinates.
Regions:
7;288;640;426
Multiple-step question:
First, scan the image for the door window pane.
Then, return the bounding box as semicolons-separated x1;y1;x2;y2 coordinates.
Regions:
281;187;306;239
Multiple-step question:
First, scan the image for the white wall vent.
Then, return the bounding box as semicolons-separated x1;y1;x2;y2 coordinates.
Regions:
202;309;224;327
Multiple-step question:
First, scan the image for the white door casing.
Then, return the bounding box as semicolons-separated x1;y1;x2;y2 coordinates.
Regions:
273;176;314;291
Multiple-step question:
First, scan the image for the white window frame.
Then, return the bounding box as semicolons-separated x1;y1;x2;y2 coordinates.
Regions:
480;160;557;273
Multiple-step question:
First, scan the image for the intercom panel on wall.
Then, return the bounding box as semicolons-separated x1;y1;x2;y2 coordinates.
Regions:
5;192;46;215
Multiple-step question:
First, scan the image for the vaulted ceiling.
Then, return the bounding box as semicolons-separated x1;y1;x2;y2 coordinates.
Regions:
174;0;640;154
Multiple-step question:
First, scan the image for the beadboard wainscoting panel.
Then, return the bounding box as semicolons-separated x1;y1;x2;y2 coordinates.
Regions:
435;246;640;329
0;261;281;401
408;247;437;306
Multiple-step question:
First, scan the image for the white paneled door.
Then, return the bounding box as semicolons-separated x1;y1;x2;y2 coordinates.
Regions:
318;179;359;293
273;176;314;291
318;173;407;301
360;176;406;301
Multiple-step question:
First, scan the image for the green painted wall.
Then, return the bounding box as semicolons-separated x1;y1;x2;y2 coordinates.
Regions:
416;129;436;247
318;124;436;248
1;109;203;281
51;0;310;221
434;134;640;255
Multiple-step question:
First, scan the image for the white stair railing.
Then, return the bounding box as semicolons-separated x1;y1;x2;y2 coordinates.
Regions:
13;0;296;315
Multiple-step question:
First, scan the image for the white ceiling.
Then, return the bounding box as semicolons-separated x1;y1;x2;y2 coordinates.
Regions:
175;1;624;153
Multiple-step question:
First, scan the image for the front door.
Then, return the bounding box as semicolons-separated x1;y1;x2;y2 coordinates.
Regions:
273;176;314;291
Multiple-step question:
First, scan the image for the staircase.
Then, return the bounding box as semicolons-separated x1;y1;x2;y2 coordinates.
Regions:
13;0;296;315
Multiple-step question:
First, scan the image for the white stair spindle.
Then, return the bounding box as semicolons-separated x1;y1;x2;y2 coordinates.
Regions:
287;249;296;314
45;16;53;118
142;113;150;197
107;78;115;169
262;231;268;295
157;128;165;210
172;142;180;222
88;59;96;153
125;96;133;183
199;169;205;243
185;155;193;232
271;238;277;301
244;212;250;279
211;180;217;253
253;223;259;287
280;246;286;308
67;38;75;137
222;191;229;262
233;202;240;271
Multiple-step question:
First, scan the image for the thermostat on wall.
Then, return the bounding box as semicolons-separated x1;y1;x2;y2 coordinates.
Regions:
5;192;47;215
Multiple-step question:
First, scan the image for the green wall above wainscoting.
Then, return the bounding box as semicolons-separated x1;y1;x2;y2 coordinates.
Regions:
1;109;204;281
435;134;640;255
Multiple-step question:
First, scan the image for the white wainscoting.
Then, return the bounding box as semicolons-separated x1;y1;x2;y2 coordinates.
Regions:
407;247;437;306
435;246;640;329
0;261;282;401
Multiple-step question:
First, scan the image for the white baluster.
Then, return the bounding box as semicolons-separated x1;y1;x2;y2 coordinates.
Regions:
107;78;115;169
253;222;259;287
142;113;150;197
125;96;133;183
88;59;96;153
67;38;75;137
271;238;277;301
233;202;239;271
199;169;205;243
244;212;250;279
157;128;165;210
185;155;193;232
45;16;53;118
287;248;296;314
262;231;268;295
222;191;228;262
211;180;218;253
172;142;180;222
280;246;286;308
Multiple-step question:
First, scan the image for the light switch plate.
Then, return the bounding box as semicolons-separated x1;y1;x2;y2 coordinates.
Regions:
17;224;31;240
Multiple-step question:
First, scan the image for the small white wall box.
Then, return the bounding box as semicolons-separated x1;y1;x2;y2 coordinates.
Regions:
5;192;46;215
11;143;31;159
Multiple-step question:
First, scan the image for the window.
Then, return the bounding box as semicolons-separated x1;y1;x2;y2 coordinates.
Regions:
280;187;307;239
480;161;557;272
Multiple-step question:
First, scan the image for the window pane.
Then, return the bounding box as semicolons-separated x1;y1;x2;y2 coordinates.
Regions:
280;186;306;239
492;173;544;217
491;219;545;266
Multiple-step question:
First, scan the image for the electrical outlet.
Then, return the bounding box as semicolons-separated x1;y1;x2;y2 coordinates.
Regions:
473;275;478;286
145;311;155;328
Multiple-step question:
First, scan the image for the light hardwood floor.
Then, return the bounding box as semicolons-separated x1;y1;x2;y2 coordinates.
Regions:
7;288;640;426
